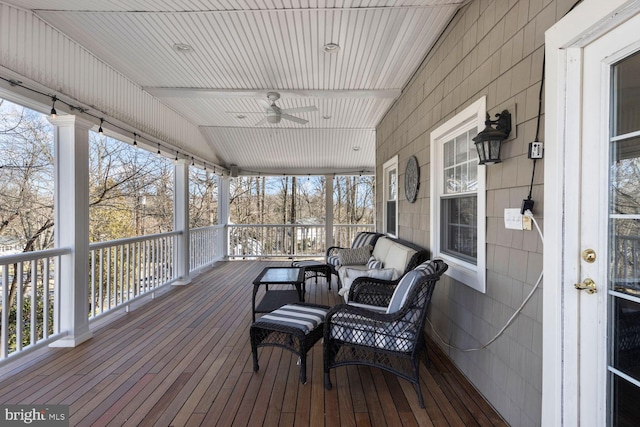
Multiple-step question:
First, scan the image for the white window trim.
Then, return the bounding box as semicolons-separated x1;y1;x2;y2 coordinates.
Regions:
383;156;398;237
430;97;487;293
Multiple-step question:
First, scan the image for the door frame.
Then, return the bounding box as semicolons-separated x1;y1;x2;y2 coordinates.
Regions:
544;1;640;425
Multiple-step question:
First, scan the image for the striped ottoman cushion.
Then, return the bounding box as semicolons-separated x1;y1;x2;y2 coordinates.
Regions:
256;304;330;335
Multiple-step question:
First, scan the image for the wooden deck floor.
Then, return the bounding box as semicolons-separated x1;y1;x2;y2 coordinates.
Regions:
0;261;507;426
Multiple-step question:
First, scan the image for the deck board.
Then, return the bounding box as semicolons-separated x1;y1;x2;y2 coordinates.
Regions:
0;260;508;426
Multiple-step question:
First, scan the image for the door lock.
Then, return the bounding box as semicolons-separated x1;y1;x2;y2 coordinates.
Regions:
582;249;596;263
575;278;597;294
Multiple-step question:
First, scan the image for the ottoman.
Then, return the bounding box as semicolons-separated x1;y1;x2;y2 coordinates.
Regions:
291;260;333;289
250;303;330;384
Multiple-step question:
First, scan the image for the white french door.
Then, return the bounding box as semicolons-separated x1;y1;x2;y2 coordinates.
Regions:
579;13;640;427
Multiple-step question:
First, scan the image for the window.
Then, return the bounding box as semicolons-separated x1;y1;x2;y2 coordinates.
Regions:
431;97;487;292
383;156;398;237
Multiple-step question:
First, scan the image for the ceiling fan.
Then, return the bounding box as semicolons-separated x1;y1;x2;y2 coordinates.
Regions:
249;92;317;125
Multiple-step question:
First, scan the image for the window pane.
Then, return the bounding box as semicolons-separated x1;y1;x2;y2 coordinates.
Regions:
468;162;478;191
442;130;478;195
455;135;467;164
388;169;397;200
444;139;455;167
386;200;396;234
444;166;456;194
441;196;477;263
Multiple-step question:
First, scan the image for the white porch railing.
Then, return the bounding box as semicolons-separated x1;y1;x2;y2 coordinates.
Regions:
190;225;224;271
228;224;374;258
88;232;180;319
0;248;70;361
0;222;375;362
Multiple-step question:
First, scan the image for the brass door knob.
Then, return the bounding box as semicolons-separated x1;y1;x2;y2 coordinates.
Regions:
575;278;597;294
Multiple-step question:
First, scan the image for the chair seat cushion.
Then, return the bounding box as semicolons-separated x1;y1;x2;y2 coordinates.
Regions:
256;304;330;335
338;267;395;301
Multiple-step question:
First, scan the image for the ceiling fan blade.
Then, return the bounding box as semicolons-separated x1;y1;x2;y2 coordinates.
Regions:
281;106;317;114
255;117;268;126
280;114;308;124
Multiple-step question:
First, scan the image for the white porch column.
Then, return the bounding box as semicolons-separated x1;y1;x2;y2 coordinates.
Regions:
325;175;334;248
173;159;191;285
218;175;231;258
49;115;93;347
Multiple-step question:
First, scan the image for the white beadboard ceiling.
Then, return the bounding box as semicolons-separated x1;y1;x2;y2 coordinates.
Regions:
4;0;464;175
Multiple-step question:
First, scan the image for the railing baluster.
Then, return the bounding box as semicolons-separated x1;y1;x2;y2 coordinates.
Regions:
99;249;104;315
119;245;124;306
107;247;112;311
90;251;95;317
43;257;50;339
16;262;23;352
30;259;37;345
1;266;8;358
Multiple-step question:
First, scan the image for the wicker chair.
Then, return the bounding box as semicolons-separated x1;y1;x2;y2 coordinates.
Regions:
323;259;448;408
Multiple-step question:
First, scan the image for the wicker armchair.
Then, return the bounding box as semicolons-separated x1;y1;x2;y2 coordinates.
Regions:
323;259;448;408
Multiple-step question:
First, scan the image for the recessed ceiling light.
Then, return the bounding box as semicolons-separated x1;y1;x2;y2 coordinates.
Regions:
236;114;246;119
172;43;193;53
323;115;331;120
323;43;340;53
353;146;361;151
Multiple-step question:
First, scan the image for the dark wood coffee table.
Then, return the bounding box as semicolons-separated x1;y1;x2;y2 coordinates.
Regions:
252;266;306;322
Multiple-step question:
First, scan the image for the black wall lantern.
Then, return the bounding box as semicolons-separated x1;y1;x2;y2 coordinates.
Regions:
473;110;511;165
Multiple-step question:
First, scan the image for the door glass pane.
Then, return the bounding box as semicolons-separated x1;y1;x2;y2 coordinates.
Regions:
613;52;640;137
612;297;640;378
612;375;640;427
610;136;640;215
610;50;640;426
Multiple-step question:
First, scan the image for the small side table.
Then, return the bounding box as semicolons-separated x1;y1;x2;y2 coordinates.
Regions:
252;266;306;322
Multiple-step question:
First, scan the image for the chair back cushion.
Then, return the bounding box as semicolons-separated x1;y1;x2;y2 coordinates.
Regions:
372;236;394;261
351;232;380;249
385;260;437;314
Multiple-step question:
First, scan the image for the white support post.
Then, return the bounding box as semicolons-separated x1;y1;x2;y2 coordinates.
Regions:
218;175;231;258
173;159;191;285
325;175;334;248
49;115;93;347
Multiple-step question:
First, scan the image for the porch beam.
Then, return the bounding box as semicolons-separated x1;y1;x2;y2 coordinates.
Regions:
48;115;93;347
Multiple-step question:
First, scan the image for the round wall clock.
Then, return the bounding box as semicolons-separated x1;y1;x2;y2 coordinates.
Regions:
405;155;420;203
